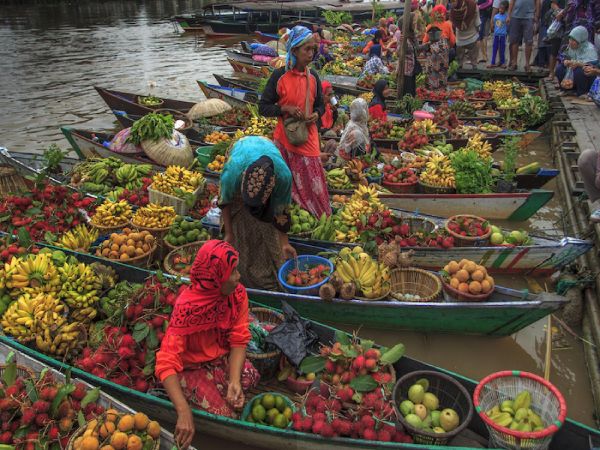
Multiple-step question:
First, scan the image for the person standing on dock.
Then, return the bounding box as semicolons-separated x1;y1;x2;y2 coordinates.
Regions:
489;0;509;67
450;0;481;69
506;0;541;71
259;25;331;219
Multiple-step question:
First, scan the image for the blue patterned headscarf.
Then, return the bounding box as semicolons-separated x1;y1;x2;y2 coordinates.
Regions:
285;25;314;71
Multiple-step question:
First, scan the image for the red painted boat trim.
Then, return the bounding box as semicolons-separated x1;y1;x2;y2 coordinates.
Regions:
505;247;531;270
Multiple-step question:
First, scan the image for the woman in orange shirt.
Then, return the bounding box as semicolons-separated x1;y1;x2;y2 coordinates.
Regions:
423;4;457;47
259;25;331;218
156;240;259;448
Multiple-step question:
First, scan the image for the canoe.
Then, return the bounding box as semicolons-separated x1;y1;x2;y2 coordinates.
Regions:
226;48;269;67
0;251;597;450
227;58;272;78
171;3;252;32
0;342;184;450
213;74;260;92
197;80;258;108
378;189;554;221
255;30;280;43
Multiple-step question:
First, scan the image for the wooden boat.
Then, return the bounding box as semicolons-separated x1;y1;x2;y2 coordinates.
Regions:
1;250;597;450
171;3;251;32
255;30;280;43
0;342;184;450
227;58;272;78
197;80;258;108
226;48;269;66
213;74;260;92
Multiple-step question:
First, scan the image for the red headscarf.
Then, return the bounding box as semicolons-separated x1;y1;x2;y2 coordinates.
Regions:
432;4;447;20
321;81;334;129
168;240;245;336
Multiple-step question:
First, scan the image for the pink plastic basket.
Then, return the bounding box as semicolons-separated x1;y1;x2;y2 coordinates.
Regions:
473;371;567;450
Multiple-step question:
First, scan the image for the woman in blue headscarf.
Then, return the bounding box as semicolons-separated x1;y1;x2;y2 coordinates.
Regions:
259;25;331;219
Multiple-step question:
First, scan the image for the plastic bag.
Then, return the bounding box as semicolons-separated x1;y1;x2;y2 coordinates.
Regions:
561;67;574;90
250;43;278;57
264;301;319;367
546;18;563;41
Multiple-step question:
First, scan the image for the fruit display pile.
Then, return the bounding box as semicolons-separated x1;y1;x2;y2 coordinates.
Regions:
208;107;252;127
95;228;156;262
0;184;94;241
398;378;462;433
131;204;176;229
285;263;330;287
484;390;546;432
207;155;226;173
70;158;153;197
433;105;460;129
56;224;99;253
290;335;411;442
446;215;490;239
383;166;417;184
416;88;465;101
90;200;133;228
368;120;394;140
290;204;318;235
233;116;277;139
398;128;429;151
333;246;390;300
245;394;293;428
489;225;532;246
0;357;105;449
0;236;39;264
420;154;455;188
336;185;385;243
150;165;204;197
442;259;495;296
72;411;161;450
204;130;231;144
164;217;210;247
326;168;354;190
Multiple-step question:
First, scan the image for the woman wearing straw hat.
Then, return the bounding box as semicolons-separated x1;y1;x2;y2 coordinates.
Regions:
259;25;331;219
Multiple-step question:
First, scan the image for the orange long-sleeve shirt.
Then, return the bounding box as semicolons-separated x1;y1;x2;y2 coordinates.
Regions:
154;294;251;382
423;21;456;47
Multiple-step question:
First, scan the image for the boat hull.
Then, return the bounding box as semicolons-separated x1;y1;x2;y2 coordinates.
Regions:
379;190;554;221
197;80;256;108
227;58;271;78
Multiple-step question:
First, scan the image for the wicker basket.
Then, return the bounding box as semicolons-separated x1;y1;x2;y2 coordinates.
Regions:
89;220;128;235
393;370;474;446
390;268;442;302
154;108;193;131
148;183;204;216
473;371;567;450
398;216;438;235
442;280;494;302
0;364;36;382
137;96;164;109
247;307;284;380
418;180;456;194
129;221;172;242
98;243;157;269
382;179;418;193
355;283;391;302
67;413;160;450
0;166;28;196
163;241;206;276
444;214;491;247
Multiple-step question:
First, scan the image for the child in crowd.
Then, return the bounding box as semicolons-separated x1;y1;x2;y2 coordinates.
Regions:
488;0;508;68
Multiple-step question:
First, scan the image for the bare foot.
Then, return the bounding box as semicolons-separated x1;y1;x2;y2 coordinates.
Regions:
487;63;498;68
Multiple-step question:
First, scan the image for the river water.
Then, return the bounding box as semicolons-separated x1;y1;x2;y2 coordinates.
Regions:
0;0;596;446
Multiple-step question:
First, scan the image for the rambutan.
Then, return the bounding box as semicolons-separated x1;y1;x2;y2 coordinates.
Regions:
5;385;19;398
34;413;50;427
40;386;58;401
47;427;60;441
311;412;326;423
0;431;11;444
20;408;35;426
360;415;376;429
364;349;380;360
352;355;365;371
301;417;313;432
117;346;135;360
337;386;354;402
120;334;135;348
365;359;377;371
324;360;336;374
70;383;87;401
311;421;325;435
32;400;49;413
362;428;378;441
134;379;149;392
377;429;392;442
320;423;335;438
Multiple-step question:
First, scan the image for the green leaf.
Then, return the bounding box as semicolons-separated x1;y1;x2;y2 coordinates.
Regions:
50;384;75;418
380;343;405;365
24;378;38;402
350;375;378;392
44;231;57;243
299;355;326;375
146;328;159;350
2;352;16;386
38;368;48;382
341;345;358;358
17;228;31;248
14;426;29;439
133;323;150;342
65;368;71;384
143;364;155;377
77;410;86;428
81;387;100;409
335;330;351;346
360;339;375;351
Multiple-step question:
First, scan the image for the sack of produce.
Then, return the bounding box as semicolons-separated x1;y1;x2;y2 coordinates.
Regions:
252;54;274;63
250;42;278;57
187;98;231;120
142;130;193;167
109;128;143;154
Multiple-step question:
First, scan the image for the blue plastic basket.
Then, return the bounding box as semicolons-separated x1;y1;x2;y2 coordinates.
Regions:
277;255;333;295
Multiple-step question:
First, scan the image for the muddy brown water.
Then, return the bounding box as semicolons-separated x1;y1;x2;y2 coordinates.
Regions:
0;0;596;447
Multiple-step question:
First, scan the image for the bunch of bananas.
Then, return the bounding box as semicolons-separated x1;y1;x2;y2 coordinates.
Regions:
71;158;152;195
151;165;205;196
57;224;99;252
496;98;520;110
1;294;45;341
339;185;385;228
335;246;391;299
35;321;83;357
58;262;102;308
335;228;360;243
233;116;277;138
131;203;176;229
420;154;455;188
411;119;439;135
1;253;60;296
463;133;492;160
327;168;353;190
483;80;514;102
90;200;133;227
310;213;338;242
485;390;544;432
115;163;152;189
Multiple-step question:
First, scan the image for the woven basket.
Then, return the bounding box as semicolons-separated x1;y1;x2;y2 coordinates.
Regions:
137;96;164;109
163;241;206;276
142;131;193;168
444;214;491;247
187;99;232;120
0;364;36;382
473;371;567;450
418;180;456;194
390;268;442;302
0;166;28;196
89;220;128;234
247;307;284;380
99;243;157;268
382;179;418;193
67;413;160;450
442;280;494;302
393;370;474;446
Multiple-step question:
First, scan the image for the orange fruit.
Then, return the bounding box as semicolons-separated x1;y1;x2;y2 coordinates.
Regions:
471;270;484;282
447;261;459;274
126;246;136;257
105;409;119;422
146;421;161;439
144;234;154;244
133;412;150;431
109;251;119;259
481;279;492;293
469;281;482;294
110;244;120;252
81;436;100;450
99;421;116;439
455;269;469;283
101;446;116;450
485;275;495;286
142;243;150;252
117;415;135;433
135;248;144;256
122;227;132;234
74;437;84;450
458;282;469;293
475;264;486;274
101;248;110;257
119;253;130;261
458;259;469;268
110;432;128;450
126;435;142;450
450;277;460;289
126;239;135;247
464;261;477;273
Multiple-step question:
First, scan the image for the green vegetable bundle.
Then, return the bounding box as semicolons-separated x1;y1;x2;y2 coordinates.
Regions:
127;112;175;145
450;150;494;194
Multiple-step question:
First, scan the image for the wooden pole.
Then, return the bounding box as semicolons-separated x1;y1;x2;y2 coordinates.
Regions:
396;0;412;98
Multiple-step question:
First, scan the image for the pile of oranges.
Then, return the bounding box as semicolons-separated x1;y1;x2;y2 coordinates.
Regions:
96;228;156;261
443;259;494;296
204;131;230;144
207;155;226;173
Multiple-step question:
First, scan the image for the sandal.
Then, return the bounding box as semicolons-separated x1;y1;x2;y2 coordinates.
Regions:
486;64;498;68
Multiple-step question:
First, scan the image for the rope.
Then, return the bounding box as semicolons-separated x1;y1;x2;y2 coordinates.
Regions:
555;275;596;295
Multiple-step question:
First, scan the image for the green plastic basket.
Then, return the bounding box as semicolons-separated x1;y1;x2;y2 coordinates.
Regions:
195;146;214;167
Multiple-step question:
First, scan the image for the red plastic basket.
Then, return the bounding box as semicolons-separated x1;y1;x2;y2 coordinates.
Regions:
382;179;418;193
473;371;567;450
